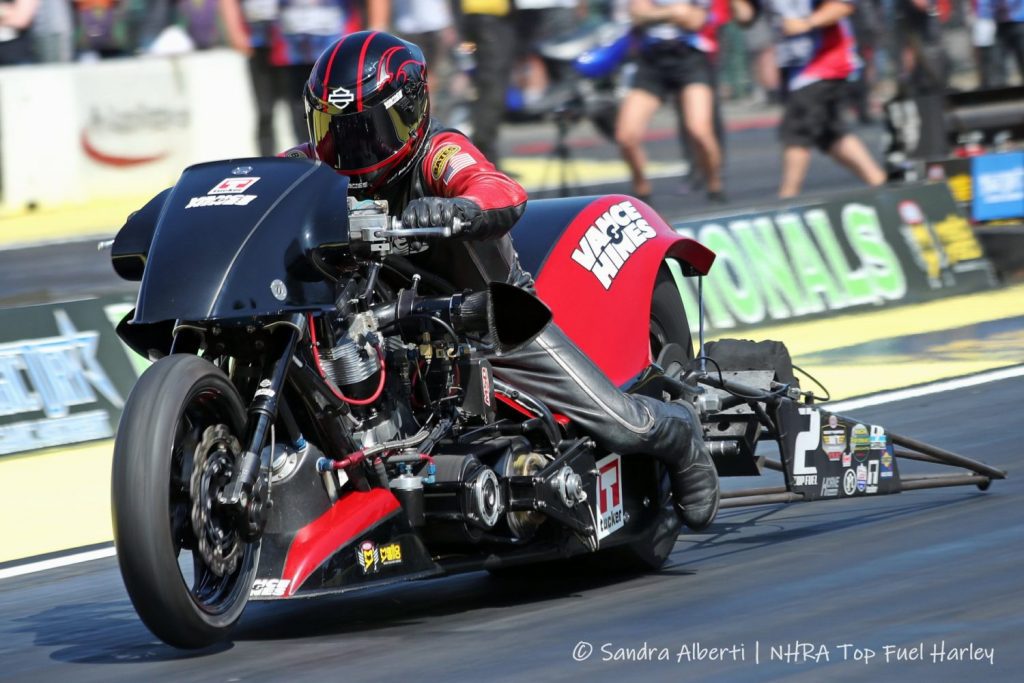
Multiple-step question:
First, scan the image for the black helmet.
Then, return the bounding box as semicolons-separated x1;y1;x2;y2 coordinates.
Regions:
304;31;430;197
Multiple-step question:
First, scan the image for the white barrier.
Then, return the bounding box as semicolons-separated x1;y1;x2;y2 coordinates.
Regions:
0;49;258;212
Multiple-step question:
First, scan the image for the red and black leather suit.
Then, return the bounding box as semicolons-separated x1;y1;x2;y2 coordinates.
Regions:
292;31;719;530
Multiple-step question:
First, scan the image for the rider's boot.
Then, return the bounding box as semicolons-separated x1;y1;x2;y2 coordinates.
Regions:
660;399;720;531
489;324;720;530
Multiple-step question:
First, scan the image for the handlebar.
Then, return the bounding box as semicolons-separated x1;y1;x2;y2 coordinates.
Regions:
378;216;463;239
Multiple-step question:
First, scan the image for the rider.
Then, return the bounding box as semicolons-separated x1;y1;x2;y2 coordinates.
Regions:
283;30;720;531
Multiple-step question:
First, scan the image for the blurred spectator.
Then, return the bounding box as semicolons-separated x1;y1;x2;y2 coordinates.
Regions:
895;0;949;94
847;0;878;121
219;0;389;156
74;0;133;59
744;7;779;103
513;0;583;107
458;0;517;163
976;0;1024;84
732;0;886;198
31;0;74;62
139;0;224;53
971;0;1003;87
615;0;725;202
392;0;458;117
0;0;41;65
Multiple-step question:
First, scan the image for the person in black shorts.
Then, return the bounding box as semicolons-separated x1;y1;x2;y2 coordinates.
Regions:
732;0;885;197
615;0;725;203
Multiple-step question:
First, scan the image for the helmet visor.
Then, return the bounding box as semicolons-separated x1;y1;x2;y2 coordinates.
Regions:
308;98;420;176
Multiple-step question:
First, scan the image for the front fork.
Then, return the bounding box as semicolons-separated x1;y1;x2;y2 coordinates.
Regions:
219;313;307;541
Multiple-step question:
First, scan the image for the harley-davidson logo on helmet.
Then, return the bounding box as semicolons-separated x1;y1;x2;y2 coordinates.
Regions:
328;86;355;110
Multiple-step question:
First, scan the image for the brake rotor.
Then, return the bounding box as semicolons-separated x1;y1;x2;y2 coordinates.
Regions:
190;424;244;577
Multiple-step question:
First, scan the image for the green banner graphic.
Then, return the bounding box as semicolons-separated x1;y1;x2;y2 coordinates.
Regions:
671;183;996;333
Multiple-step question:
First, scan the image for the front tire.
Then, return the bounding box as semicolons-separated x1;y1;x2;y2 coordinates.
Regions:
112;355;256;649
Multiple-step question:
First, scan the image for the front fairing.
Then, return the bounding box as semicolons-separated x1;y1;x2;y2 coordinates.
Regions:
129;157;352;324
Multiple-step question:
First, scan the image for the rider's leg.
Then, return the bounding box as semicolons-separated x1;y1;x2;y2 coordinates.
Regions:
490;323;720;530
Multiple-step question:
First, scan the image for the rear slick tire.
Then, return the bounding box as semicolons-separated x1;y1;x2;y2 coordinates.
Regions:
112;354;255;649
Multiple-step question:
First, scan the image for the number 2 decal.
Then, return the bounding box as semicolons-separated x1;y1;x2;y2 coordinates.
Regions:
793;407;820;475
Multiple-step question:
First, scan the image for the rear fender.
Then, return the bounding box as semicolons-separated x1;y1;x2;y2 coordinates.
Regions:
513;195;714;386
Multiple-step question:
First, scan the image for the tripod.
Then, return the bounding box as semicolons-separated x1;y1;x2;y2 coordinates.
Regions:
539;99;585;197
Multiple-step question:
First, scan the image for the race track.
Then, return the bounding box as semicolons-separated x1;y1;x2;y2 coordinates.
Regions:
2;119;1020;681
1;376;1020;681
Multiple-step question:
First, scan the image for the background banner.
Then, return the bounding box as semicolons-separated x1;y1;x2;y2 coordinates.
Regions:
670;183;996;334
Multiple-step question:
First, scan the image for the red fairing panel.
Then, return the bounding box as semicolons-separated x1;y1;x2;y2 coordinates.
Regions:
281;488;402;596
534;195;715;386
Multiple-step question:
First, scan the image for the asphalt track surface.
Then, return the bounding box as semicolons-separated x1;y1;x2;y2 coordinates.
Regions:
4;120;1021;680
1;376;1020;681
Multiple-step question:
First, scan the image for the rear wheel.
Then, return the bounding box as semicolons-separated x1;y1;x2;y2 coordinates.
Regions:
112;355;256;649
650;266;693;361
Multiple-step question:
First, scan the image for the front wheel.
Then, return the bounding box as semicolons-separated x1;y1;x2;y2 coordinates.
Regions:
112;355;256;649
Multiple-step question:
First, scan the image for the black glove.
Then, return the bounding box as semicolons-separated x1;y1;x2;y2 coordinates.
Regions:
401;197;482;236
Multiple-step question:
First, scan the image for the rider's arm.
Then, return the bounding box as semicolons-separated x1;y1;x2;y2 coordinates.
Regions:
419;132;528;240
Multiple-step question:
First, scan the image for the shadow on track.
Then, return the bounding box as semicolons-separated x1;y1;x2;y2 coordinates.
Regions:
13;599;234;664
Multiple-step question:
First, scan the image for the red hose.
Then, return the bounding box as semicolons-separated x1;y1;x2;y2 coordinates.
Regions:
307;313;387;406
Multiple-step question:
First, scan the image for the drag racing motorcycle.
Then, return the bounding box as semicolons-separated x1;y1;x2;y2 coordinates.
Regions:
108;157;1005;649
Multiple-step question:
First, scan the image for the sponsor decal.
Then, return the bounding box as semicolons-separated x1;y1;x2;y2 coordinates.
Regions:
185;195;258;208
430;144;461;180
595;454;625;540
442;153;476;185
971;152;1024;221
571;200;657;290
355;539;402;575
232;165;253;175
869;425;886;451
328;86;354;110
842;452;852;468
480;365;491;408
843;468;857;496
379;542;403;567
250;578;290;597
850;424;870;461
820;475;840;498
856;464;867;493
383;89;403;108
670;184;992;335
209;177;260;194
822;414;846;462
79;102;189;167
0;309;126;456
866;460;880;494
356;540;380;574
794;474;817;486
880;451;894;478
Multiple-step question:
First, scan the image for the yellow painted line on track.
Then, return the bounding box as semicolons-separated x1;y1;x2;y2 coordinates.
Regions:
502;158;687;193
0;196;151;250
710;283;1024;357
0;441;114;563
707;284;1024;400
